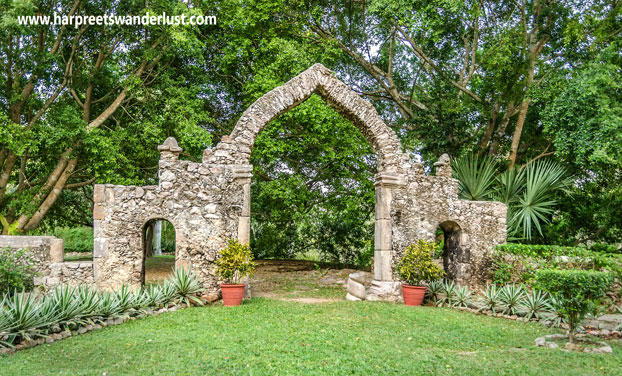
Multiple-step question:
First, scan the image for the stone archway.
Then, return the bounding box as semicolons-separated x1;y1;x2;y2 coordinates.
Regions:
202;63;410;287
438;220;468;282
94;64;507;299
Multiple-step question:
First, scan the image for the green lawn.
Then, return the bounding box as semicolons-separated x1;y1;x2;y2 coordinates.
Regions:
2;299;621;375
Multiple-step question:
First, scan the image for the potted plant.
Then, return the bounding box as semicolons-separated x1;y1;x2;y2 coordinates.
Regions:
397;239;445;306
215;239;256;306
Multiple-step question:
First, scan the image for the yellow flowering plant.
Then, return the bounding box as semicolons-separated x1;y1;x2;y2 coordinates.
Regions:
215;239;256;284
397;240;445;286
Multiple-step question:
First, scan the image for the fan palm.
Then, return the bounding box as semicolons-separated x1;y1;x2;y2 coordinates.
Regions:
451;154;498;201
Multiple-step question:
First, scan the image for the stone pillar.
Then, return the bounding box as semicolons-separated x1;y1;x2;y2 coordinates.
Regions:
157;137;183;161
366;172;406;302
373;172;405;281
232;165;253;244
232;165;253;299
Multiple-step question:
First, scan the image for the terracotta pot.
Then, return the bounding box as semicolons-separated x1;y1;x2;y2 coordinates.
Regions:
402;284;426;306
220;283;245;306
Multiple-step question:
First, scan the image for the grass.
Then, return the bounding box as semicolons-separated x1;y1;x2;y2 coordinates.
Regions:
2;299;621;375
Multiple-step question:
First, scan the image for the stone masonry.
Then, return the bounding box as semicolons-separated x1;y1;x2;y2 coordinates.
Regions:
0;235;93;288
95;63;507;299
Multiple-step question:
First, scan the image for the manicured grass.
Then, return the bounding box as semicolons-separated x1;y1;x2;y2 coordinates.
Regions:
2;299;621;375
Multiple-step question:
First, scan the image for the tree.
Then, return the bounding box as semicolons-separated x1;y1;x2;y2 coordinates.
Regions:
0;0;211;233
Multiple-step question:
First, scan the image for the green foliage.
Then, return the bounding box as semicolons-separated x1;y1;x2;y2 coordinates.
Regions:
397;240;445;286
215;239;256;284
52;227;93;253
0;266;205;348
494;243;622;274
452;154;498;201
453;285;473;308
518;290;552;320
437;280;457;307
499;284;525;316
536;269;614;342
0;248;37;294
479;284;502;314
169;268;204;306
424;280;443;304
452;156;572;240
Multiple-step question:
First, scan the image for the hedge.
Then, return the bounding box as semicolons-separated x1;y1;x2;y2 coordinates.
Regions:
494;243;622;272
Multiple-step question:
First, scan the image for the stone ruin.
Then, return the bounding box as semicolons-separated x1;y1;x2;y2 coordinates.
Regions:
0;64;506;300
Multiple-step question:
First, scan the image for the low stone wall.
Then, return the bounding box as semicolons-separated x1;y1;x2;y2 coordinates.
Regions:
0;235;94;289
0;235;64;275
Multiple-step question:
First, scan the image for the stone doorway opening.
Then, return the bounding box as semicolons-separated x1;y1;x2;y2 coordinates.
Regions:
438;221;469;282
142;219;176;285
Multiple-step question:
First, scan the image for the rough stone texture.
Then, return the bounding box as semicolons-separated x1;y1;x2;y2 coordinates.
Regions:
95;64;506;298
0;236;64;274
0;235;94;288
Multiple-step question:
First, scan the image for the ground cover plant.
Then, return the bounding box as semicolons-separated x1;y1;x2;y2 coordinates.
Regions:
1;298;621;375
0;268;204;349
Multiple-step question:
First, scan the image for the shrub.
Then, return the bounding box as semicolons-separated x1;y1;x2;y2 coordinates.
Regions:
0;248;38;294
53;227;93;253
494;243;622;272
536;269;614;342
215;239;256;284
397;240;445;286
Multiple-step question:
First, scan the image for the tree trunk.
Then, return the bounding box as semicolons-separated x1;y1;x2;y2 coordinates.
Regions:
154;220;162;256
145;222;155;258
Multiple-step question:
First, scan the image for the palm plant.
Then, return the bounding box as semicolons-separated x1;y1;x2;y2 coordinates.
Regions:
518;289;552;320
499;284;525;316
452;155;573;240
451;154;498;201
170;268;204;306
453;284;473;308
508;159;573;239
479;284;502;314
437;280;457;307
425;280;443;304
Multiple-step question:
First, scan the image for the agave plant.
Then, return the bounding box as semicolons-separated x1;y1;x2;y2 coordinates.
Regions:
114;285;138;312
160;281;178;306
76;285;101;319
51;285;85;328
518;289;552;320
499;284;525;316
479;284;502;314
425;280;443;304
169;268;204;306
97;291;122;318
3;292;50;340
143;284;166;308
453;284;473;308
451;154;498;201
437;280;457;307
0;295;16;347
543;295;567;328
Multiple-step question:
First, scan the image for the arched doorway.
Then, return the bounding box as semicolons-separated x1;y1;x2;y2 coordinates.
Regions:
438;221;469;282
142;218;176;285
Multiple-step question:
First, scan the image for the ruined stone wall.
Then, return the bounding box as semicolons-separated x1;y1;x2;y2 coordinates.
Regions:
0;235;95;288
389;156;507;285
93;156;246;292
0;235;64;281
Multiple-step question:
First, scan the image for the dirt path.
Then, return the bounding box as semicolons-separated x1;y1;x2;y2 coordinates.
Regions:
145;257;357;302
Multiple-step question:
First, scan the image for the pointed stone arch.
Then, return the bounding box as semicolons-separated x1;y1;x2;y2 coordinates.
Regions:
203;63;408;174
